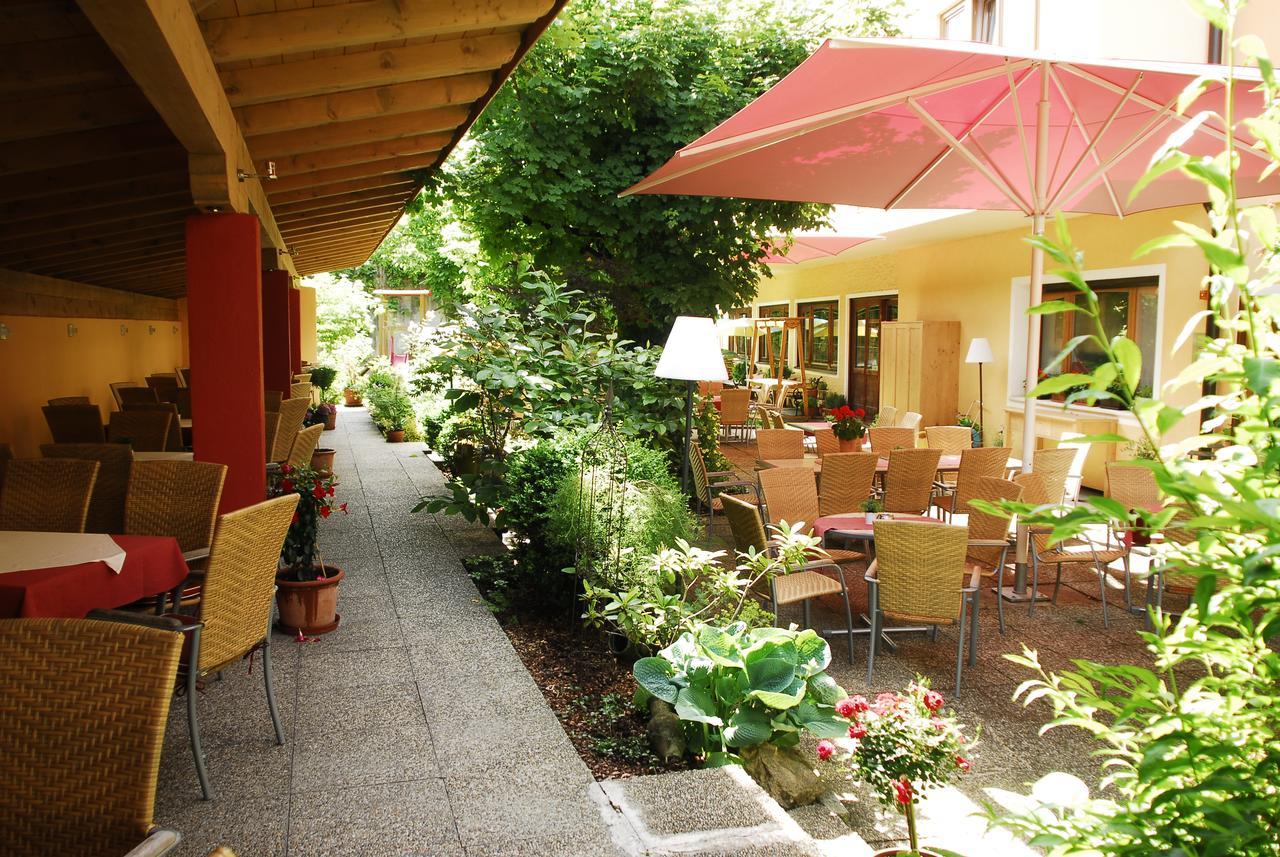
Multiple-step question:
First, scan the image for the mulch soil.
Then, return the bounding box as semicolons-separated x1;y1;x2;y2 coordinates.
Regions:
500;613;691;780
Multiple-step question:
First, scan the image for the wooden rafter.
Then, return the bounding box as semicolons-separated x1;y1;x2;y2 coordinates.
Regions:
203;0;554;64
247;112;462;158
280;207;407;237
265;153;436;194
273;187;418;218
0;85;155;144
0;174;189;224
268;176;419;206
220;32;522;107
5;149;189;203
277;196;415;227
0;121;177;176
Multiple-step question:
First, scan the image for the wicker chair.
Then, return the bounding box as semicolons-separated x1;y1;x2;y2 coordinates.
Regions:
868;426;914;453
118;386;160;407
158;386;192;420
876;405;898;427
690;444;756;537
145;374;179;396
96;494;299;801
1012;471;1054;505
925;425;972;454
123;402;185;451
1148;508;1208;614
812;428;840;457
881;448;943;514
271;398;310;463
109;381;140;410
264;412;281;463
756;428;805;461
289;382;312;400
0;443;11;494
865;520;978;695
697;381;724;397
264;390;284;412
1106;462;1159;511
718;389;751;442
293;372;313;384
1031;446;1077;505
963;477;1024;633
936;446;1012;521
287;424;324;469
47;396;90;406
720;493;856;663
176;367;191;387
0;618;183;857
818;452;878;516
109;411;172;452
757;467;865;569
43;404;106;444
1026;509;1129;627
0;458;99;532
899;411;923;432
40;443;134;534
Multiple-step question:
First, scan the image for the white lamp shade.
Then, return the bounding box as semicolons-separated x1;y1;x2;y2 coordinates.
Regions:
965;337;995;364
656;316;730;382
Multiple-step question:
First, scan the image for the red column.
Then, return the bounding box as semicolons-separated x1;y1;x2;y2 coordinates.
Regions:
261;270;292;394
186;213;265;512
288;286;302;375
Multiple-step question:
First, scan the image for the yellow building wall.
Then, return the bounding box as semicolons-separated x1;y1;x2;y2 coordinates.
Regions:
298;285;317;364
752;206;1210;469
0;315;186;458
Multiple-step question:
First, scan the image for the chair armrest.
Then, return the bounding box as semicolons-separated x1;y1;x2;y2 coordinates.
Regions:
863;559;878;582
964;565;982;591
967;538;1013;547
182;548;210;564
87;609;201;634
706;470;736;479
124;829;181;857
710;479;755;491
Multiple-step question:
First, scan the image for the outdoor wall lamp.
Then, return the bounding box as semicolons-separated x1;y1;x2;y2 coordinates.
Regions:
655;316;729;491
237;161;277;182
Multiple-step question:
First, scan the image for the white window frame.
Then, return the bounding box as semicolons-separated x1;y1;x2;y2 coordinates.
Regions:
940;1;969;40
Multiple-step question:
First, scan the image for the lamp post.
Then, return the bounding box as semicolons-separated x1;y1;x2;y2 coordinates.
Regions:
656;316;729;491
965;337;994;445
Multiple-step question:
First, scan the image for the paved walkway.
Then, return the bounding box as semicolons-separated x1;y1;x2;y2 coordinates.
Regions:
155;408;631;856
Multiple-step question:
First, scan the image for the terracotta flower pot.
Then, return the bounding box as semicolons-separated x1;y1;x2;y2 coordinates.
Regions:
386;429;405;443
275;566;343;635
873;849;947;857
311;448;335;476
323;410;337;431
838;437;863;452
342;388;363;407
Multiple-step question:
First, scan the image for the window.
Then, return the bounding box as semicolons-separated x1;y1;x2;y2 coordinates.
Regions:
1038;276;1158;396
757;303;789;362
798;300;839;372
727;307;751;358
973;0;997;43
940;2;967;39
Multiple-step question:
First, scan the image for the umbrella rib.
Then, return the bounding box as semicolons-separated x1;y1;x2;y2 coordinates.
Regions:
887;63;1035;210
1056;62;1269;163
1047;65;1141;218
1048;91;1182;211
1007;61;1037;211
906;97;1032;214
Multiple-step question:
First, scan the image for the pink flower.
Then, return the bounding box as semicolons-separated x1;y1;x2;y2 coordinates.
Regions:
848;723;867;740
816;740;836;761
835;697;862;718
956;756;971;773
923;690;945;712
893;779;914;805
339;502;349;514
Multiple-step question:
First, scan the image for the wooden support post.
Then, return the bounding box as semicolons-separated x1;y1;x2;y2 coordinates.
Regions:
262;269;292;395
288;286;302;375
186;213;265;512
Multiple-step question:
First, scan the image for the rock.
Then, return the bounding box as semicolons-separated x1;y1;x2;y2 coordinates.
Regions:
741;744;825;809
647;697;686;761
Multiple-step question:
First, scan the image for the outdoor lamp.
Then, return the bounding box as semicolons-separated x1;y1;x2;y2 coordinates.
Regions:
656;316;729;491
965;337;995;444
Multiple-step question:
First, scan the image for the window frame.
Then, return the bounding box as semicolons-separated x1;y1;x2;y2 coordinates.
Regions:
756;303;789;362
940;1;968;39
797;299;839;373
727;307;751;358
1037;275;1160;394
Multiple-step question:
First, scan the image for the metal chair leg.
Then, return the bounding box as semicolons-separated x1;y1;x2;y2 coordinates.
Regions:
185;628;211;800
929;624;938;642
967;593;979;668
1096;560;1110;629
1051;562;1064;604
996;546;1008;634
803;598;811;630
866;587;879;687
262;638;285;746
954;604;966;698
1029;554;1040;617
839;580;856;664
1121;553;1132;612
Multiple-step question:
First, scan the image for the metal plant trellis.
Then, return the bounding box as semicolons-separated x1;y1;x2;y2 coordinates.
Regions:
571;379;630;595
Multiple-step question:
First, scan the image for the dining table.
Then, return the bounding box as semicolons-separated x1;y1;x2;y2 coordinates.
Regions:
0;531;189;618
134;451;195;461
757;454;1023;475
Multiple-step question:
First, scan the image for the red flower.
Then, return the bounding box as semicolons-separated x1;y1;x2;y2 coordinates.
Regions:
816;740;836;761
875;692;900;708
281;480;294;493
956;756;971;773
312;485;326;499
836;695;869;718
319;505;331;518
923;690;945;712
339;503;349;514
327;485;335;497
291;512;300;525
848;723;867;740
853;408;866;418
893;778;913;805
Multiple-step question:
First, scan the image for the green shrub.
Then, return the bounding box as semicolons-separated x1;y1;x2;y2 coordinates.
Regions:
309;365;338;394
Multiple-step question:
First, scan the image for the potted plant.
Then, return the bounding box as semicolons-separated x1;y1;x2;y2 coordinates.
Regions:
826;404;867;451
381;390;413;443
822;391;848;414
309;365;338;409
956;414;981;447
269;464;347;635
861;497;883;525
342;382;363;407
305;402;338;432
817;680;974;856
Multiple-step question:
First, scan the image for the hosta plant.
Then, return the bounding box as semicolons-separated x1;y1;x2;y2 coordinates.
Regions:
632;622;848;766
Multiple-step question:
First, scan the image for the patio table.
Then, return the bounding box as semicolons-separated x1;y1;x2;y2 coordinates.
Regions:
0;532;188;618
792;421;831;434
757;454;1022;475
813;513;940;539
134;451;194;461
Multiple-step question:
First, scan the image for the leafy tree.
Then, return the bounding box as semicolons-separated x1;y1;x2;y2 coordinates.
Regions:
436;0;901;338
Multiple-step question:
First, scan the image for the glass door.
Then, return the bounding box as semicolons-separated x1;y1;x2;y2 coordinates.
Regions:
847;295;898;417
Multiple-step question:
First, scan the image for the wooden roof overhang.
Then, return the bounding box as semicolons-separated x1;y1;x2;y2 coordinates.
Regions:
0;0;567;298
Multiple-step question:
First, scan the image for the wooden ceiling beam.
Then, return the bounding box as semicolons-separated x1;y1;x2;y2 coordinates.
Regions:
248;112;460;158
268;176;418;206
0;230;186;270
221;32;521;107
289;231;391;255
234;72;490;138
0;85;156;144
0;3;93;47
0;173;189;224
281;217;399;243
297;247;383;271
4;148;189;202
0;121;177;176
3;35;127;96
273;188;417;219
35;245;189;281
0;210;191;255
279;202;407;234
4;194;194;241
259;135;445;177
266;153;436;194
203;0;553;64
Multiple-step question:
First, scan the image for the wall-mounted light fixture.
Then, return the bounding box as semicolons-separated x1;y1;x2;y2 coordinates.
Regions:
66;323;77;337
0;323;9;341
120;324;129;335
172;325;179;335
237;161;278;182
148;325;156;335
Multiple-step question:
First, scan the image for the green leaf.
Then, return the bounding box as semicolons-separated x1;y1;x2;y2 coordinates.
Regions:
1133;232;1195;259
724;709;772;748
675;685;722;726
745;657;796;694
1129;150;1190;204
1027;300;1085;316
633;657;678;704
806;672;844;706
747;687;806;710
1112;337;1142;394
696;625;742;667
1243;357;1280;396
1030;373;1093;396
791;630;830;677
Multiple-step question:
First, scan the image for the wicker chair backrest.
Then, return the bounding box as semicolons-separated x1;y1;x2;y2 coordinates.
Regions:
1105;462;1159;511
818;452;878;516
721;492;768;554
272;398;310;463
122;402;183;451
0;618;182;857
813;428;840;457
868;426;914;453
42;404;105;444
117;386;159;406
719;389;750;425
287;424;324;469
872;520;968;623
925;425;972;454
289;382;311;400
1032;447;1076;504
125;461;226;553
47;396;90;406
197;494;299;673
0;458;99;532
964;477;1023;568
40;443;134;534
758;466;819;529
952;446;1012;509
882;448;943;514
756;428;804;460
108;411;171;452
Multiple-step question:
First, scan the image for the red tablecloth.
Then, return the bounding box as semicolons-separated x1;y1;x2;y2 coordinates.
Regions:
813;514;939;538
0;534;189;619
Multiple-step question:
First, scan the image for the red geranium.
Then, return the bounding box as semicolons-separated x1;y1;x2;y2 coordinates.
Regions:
826;404;868;441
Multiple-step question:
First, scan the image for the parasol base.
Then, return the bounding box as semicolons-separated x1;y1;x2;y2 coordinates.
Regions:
995;586;1050;603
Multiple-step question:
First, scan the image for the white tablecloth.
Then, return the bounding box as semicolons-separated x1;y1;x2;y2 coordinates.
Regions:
0;532;126;575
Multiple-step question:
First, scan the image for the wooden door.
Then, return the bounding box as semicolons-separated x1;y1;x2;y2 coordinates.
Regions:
847;296;897;417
